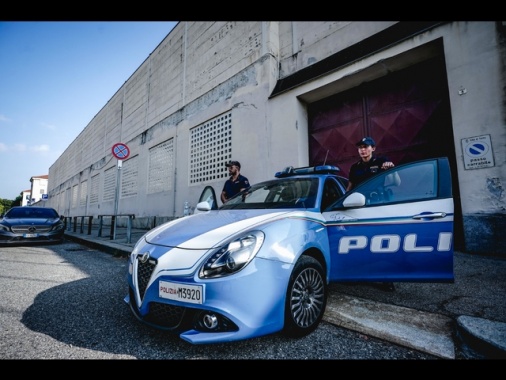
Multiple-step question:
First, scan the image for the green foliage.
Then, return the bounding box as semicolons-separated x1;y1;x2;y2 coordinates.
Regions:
12;194;22;207
0;198;13;214
0;194;22;214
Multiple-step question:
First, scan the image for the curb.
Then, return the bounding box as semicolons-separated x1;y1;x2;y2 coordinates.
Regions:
64;233;131;258
324;293;455;359
456;316;506;359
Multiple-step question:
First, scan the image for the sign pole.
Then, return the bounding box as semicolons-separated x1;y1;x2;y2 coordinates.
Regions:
111;143;130;241
113;159;122;240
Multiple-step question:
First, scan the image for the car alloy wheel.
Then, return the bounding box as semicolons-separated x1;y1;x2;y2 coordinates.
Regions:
283;255;327;337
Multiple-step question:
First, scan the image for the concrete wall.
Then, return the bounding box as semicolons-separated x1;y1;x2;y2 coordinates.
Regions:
46;21;506;254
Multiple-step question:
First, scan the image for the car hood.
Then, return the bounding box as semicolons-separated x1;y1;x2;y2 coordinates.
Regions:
143;209;295;250
2;218;60;226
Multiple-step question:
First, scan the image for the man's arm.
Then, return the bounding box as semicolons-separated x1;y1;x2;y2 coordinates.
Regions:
380;159;400;187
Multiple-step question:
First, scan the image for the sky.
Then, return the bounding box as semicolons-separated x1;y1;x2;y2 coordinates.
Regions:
0;21;178;200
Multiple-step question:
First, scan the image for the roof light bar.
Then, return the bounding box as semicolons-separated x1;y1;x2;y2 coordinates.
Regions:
275;165;340;178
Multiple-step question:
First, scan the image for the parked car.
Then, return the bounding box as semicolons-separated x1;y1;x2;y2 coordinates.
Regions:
0;206;65;245
125;157;454;344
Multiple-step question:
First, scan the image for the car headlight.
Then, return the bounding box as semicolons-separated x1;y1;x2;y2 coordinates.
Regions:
199;231;265;279
52;223;65;231
0;223;9;232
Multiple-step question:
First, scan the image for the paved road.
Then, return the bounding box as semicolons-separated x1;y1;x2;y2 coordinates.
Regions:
0;241;440;360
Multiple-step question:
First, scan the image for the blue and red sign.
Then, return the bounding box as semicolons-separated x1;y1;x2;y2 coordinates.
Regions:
112;143;130;160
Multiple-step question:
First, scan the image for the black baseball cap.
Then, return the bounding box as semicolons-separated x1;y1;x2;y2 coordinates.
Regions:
226;160;241;169
355;137;376;146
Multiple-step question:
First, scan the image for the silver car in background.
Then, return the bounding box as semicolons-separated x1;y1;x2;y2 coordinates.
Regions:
0;206;65;245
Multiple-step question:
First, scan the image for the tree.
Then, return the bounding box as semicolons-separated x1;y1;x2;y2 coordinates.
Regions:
0;197;14;214
12;194;22;207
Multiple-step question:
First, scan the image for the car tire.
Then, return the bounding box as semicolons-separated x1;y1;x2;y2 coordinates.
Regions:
283;255;328;338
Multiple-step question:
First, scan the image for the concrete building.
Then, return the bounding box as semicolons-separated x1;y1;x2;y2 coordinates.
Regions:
28;175;48;206
44;21;506;255
21;189;31;207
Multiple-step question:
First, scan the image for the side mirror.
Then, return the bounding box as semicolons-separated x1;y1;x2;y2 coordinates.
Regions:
194;201;211;214
343;192;366;207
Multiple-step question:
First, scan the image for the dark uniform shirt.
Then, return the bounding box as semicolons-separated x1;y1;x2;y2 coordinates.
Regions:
348;156;389;189
222;174;250;200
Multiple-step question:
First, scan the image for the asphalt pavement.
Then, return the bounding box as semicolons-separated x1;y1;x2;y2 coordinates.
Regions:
63;225;506;360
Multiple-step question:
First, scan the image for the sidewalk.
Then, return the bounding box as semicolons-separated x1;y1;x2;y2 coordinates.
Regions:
64;226;506;359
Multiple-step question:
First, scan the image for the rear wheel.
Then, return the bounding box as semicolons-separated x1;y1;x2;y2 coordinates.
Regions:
283;255;327;337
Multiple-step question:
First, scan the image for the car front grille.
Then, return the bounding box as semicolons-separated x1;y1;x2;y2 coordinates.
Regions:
11;225;52;233
137;257;154;300
131;255;239;333
133;255;193;330
144;301;187;328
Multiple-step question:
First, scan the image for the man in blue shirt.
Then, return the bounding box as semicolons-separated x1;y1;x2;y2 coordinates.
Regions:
221;160;250;204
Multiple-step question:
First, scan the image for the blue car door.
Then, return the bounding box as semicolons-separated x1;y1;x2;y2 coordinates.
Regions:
323;157;454;283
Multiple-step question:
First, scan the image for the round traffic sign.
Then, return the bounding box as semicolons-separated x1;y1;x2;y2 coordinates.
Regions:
112;143;130;160
465;142;489;157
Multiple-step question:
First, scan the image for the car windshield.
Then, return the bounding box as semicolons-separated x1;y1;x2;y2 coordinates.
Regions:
6;208;58;219
220;178;319;210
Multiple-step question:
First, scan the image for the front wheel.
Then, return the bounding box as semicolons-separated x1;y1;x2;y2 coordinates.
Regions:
283;255;327;337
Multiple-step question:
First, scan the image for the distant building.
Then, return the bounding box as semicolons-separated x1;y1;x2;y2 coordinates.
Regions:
21;189;31;207
29;175;48;206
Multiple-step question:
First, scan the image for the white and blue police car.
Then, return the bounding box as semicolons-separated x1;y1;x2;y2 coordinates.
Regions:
125;157;454;344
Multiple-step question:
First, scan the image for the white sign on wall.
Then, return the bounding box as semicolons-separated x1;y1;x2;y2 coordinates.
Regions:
461;134;495;170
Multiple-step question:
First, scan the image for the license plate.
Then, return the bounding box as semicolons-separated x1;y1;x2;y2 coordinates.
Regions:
24;233;38;238
159;280;204;304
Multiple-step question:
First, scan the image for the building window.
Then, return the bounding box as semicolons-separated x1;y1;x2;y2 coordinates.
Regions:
80;180;88;207
90;174;100;204
121;155;138;198
148;139;174;194
71;185;78;208
103;166;116;202
189;111;232;185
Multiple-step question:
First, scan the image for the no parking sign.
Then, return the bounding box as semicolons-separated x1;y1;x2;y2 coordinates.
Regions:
461;134;494;170
112;143;130;160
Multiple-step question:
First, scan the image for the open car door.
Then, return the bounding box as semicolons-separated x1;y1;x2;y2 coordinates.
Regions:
324;157;454;283
194;185;218;213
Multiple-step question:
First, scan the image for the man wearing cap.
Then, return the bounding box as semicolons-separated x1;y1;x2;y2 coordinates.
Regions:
346;136;396;292
346;137;395;192
221;160;250;204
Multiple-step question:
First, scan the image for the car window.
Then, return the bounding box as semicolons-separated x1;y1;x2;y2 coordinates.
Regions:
198;186;217;210
38;209;59;218
5;208;24;218
387;161;437;202
221;178;319;209
321;179;344;211
6;208;58;219
353;160;438;206
336;176;349;190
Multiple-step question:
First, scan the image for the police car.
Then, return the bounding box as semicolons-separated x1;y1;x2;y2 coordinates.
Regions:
125;157;454;344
